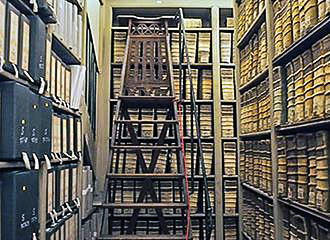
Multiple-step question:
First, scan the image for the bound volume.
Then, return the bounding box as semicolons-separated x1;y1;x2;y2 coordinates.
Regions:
222;104;235;137
198;32;211;63
273;67;284;126
201;69;212;100
315;130;329;212
220;32;232;63
0;82;30;159
277;136;287;197
113;31;127;63
221;68;235;100
224;180;238;214
224;142;237;176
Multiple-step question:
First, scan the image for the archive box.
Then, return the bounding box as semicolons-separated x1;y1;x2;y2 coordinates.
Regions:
0;170;39;240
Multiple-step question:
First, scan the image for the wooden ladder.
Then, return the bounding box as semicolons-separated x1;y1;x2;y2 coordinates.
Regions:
96;16;192;240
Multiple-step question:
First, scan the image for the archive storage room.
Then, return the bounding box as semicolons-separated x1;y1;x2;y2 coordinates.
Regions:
0;0;329;239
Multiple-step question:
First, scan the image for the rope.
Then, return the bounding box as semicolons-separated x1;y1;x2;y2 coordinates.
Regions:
177;101;191;240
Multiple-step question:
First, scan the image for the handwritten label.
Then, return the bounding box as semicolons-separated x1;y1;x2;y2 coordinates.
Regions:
309;191;315;204
22;21;30;71
0;2;5;58
278;183;284;194
9;11;19;64
298;186;304;199
316;192;322;207
20;214;30;229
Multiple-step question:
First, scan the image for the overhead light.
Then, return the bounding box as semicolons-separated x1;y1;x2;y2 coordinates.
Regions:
156;0;162;3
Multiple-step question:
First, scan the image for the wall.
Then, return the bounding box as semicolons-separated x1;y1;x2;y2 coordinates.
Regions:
86;0;101;62
85;0;235;193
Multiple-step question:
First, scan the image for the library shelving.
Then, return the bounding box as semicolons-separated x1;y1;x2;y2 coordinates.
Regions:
107;4;237;239
0;0;86;239
234;0;330;239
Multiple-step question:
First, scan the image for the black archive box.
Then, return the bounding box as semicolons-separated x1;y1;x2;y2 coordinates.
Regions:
29;92;53;159
17;13;31;80
39;96;52;158
0;170;39;240
0;81;30;160
28;15;47;85
29;90;40;156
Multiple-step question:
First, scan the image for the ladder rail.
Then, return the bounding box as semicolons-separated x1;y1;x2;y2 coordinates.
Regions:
177;8;214;239
165;18;193;239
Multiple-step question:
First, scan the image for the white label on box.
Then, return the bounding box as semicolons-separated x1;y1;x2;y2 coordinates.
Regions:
22;21;30;71
0;2;5;59
9;10;19;64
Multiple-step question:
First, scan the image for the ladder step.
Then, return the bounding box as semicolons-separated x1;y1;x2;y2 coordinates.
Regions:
98;235;188;240
96;203;187;209
115;120;178;124
107;173;185;179
111;145;180;150
119;96;175;108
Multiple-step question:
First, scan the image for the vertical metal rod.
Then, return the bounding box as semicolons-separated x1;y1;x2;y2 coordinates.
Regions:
179;19;183;101
179;7;213;239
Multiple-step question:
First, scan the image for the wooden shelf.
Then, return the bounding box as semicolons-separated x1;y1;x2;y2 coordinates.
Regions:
111;27;213;32
109;98;214;105
273;16;330;67
278;198;330;223
111;62;213;69
0;161;26;169
52;101;81;117
173;63;213;69
223;213;239;217
277;117;330;134
221;100;236;104
169;27;213;32
221;137;238;141
240;130;271;139
109;136;215;143
189;175;215;180
237;7;266;49
50;157;79;165
181;99;214;104
52;34;81;65
223;175;238;179
9;0;34;15
239;68;269;93
111;26;129;30
241;182;273;201
219;27;235;32
111;213;216;220
220;63;236;68
0;70;33;88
